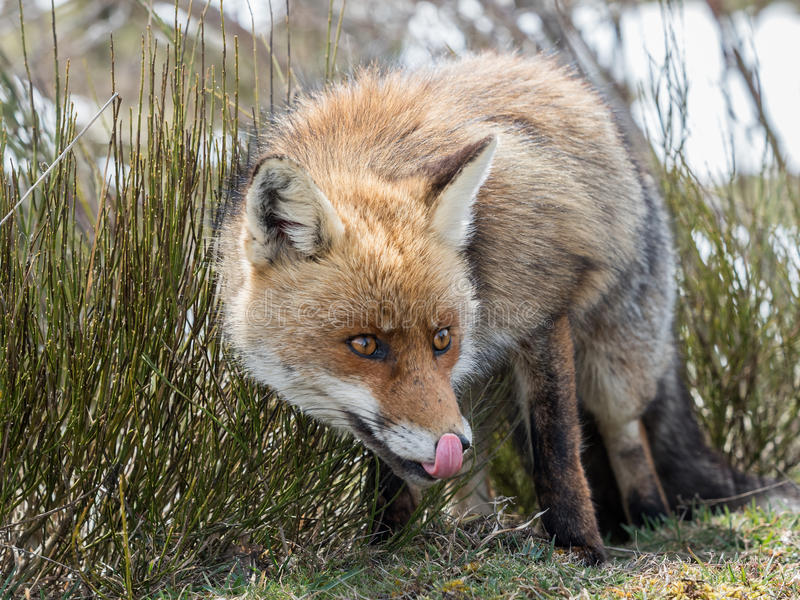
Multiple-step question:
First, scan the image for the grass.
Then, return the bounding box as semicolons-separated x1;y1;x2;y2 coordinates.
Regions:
193;504;800;599
1;1;799;598
0;5;379;597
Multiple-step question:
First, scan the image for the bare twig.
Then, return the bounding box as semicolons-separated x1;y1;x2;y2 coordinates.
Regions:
269;0;274;115
683;479;796;506
705;0;787;171
476;511;545;549
0;543;79;574
286;0;291;105
0;92;119;228
325;0;334;81
331;0;346;79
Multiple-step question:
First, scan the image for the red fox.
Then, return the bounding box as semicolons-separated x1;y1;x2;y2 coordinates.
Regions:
216;53;793;564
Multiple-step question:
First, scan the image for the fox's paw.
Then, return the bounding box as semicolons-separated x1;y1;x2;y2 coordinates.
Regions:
571;543;607;566
625;485;670;528
540;507;606;566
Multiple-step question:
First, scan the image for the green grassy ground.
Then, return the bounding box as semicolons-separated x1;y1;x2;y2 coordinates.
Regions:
184;503;799;600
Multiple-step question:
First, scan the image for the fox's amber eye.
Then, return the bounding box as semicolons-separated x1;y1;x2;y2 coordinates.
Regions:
347;335;379;358
433;328;451;353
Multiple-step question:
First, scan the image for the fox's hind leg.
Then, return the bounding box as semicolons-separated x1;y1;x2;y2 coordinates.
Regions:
512;314;606;564
578;407;628;539
596;417;670;525
576;333;672;527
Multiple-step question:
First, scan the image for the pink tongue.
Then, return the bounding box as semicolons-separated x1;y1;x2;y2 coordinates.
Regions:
422;433;463;479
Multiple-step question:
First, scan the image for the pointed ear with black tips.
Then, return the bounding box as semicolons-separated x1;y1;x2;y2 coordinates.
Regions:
427;136;497;249
242;156;344;264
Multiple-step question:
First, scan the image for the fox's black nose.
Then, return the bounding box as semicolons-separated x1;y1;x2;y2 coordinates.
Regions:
457;434;471;451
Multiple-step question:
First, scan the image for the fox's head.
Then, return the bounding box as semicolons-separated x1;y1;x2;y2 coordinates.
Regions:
221;136;496;486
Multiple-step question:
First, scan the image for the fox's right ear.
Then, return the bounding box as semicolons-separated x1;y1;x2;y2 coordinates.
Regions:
427;136;497;250
242;156;344;264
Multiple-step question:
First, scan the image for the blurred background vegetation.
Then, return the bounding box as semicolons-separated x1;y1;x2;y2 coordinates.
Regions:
0;0;798;596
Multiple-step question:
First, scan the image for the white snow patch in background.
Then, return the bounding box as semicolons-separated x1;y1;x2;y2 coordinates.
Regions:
572;1;800;178
403;1;466;67
516;12;543;38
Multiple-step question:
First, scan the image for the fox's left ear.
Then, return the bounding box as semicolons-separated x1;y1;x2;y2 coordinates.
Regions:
427;136;497;249
243;156;344;264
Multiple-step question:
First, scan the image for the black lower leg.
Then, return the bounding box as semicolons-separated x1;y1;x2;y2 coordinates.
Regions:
366;455;418;541
514;316;606;565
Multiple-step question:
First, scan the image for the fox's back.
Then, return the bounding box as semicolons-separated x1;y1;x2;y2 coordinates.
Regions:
256;53;669;360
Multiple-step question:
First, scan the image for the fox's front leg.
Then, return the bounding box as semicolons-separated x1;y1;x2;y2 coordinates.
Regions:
366;456;420;540
512;315;606;565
